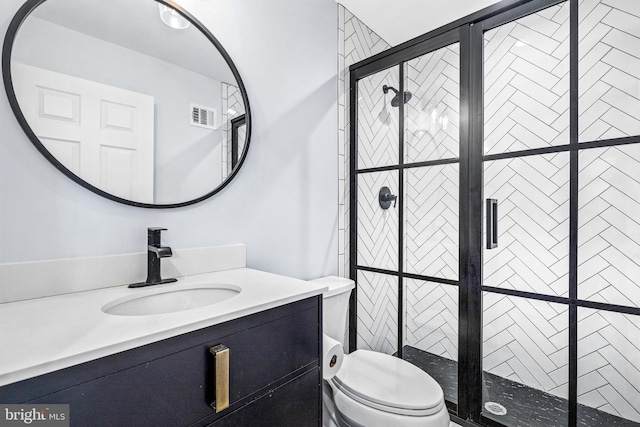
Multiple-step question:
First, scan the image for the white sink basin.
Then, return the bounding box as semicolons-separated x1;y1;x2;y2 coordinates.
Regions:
102;284;241;316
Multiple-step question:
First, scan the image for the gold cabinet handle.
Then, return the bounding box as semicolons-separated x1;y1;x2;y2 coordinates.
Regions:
209;344;230;413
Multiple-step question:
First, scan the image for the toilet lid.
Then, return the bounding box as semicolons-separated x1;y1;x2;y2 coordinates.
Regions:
332;350;444;416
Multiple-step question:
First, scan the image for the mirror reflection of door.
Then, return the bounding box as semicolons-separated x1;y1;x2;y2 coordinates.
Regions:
12;62;154;202
6;0;250;206
231;114;246;170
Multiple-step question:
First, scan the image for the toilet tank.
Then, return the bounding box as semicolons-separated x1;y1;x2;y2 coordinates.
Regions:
311;276;355;347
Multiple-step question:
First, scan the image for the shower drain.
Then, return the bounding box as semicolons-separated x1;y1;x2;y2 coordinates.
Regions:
484;402;508;416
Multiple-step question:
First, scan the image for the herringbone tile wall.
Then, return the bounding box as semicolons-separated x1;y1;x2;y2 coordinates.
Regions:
482;3;572;401
481;2;640;421
575;144;640;421
352;40;463;355
338;5;391;278
482;152;572;402
484;2;570;155
404;165;459;279
405;279;458;361
483;293;569;397
339;6;405;355
342;3;640;422
405;45;460;163
482;292;569;398
357;170;398;271
340;7;390;68
483;153;570;296
577;308;640;423
578;145;640;308
357;68;400;169
356;270;398;355
579;0;640;141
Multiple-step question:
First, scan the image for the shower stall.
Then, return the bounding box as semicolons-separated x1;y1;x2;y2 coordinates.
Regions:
348;0;640;426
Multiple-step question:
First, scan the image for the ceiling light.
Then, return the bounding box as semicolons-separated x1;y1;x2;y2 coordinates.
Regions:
159;4;191;30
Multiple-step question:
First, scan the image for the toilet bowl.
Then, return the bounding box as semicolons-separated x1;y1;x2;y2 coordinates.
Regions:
312;276;450;427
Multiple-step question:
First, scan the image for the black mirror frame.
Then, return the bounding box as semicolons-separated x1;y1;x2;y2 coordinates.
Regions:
2;0;252;209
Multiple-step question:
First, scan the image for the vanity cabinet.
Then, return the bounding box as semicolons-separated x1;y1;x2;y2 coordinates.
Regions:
0;297;322;427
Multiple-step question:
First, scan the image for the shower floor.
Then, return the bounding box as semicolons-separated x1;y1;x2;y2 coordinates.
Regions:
401;346;640;427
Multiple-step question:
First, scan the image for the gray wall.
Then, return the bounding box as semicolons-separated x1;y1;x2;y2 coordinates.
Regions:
0;0;338;280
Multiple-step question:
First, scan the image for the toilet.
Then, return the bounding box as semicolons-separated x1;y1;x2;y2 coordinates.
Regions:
312;276;450;427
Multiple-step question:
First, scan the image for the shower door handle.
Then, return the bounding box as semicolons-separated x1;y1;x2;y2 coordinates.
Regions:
486;199;498;249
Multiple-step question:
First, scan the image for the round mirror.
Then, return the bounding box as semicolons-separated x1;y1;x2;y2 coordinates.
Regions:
3;0;251;208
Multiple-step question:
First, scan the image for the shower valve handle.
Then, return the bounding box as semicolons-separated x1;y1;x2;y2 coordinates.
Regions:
379;186;397;209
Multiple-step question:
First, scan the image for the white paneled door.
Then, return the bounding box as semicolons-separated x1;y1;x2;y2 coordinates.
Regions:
13;63;155;203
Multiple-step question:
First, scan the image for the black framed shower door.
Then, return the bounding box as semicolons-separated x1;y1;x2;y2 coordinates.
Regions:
348;0;640;426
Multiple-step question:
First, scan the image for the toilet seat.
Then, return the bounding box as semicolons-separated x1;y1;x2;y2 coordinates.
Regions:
331;387;450;427
331;350;445;417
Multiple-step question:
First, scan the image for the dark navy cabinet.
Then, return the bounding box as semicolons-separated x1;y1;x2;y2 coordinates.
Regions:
0;297;322;427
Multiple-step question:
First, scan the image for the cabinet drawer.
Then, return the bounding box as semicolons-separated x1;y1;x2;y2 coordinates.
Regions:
15;298;321;427
206;368;320;427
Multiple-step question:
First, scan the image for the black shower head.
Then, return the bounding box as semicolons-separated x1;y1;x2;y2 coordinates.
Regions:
382;84;412;107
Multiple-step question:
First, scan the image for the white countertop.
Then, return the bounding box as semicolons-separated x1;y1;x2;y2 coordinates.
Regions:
0;268;327;387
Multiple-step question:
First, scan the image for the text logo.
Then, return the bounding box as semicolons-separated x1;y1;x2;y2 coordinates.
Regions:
0;405;69;427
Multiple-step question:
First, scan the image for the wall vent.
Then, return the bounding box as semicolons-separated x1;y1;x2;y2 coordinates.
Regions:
190;104;217;130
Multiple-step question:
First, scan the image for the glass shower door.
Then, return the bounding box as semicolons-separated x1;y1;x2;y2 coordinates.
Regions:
355;65;401;356
350;0;640;424
402;42;461;405
577;0;640;424
352;33;463;407
481;2;571;426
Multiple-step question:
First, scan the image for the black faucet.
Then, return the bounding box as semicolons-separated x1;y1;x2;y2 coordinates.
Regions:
129;228;177;288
